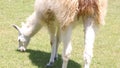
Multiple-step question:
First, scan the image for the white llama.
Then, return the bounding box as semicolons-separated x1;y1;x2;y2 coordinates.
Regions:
13;0;107;68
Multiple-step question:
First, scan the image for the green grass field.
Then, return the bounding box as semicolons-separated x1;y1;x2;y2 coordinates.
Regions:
0;0;120;68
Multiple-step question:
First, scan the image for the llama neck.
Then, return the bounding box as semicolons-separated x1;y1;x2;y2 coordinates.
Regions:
21;12;42;37
21;23;41;37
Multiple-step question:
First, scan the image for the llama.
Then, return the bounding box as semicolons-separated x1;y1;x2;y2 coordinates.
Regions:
12;0;107;68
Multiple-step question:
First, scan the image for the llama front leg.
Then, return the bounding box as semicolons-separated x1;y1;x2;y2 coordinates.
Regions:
83;17;98;68
61;25;72;68
54;26;61;60
46;24;58;67
47;26;61;67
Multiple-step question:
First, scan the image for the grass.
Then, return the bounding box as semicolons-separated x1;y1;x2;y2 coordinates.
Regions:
0;0;120;68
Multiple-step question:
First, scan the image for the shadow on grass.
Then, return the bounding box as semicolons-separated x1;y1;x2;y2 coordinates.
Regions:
25;49;81;68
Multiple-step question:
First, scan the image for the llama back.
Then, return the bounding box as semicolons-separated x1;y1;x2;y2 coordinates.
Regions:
34;0;107;29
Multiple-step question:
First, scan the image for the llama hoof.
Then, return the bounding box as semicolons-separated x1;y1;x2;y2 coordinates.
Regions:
46;62;54;67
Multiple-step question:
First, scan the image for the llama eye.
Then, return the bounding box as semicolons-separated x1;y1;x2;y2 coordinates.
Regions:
18;39;21;42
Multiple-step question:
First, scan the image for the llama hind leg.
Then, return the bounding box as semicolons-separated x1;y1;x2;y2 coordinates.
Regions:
83;16;99;68
54;26;61;60
61;25;72;68
46;24;58;66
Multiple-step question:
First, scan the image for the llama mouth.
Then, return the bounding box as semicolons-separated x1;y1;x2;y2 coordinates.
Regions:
18;46;26;52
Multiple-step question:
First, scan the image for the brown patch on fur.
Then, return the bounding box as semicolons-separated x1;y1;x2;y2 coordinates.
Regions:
61;0;107;29
78;0;107;25
58;0;78;30
78;0;99;23
78;0;99;16
43;9;55;23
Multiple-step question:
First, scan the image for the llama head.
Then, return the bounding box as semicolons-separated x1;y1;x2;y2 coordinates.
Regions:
12;24;30;51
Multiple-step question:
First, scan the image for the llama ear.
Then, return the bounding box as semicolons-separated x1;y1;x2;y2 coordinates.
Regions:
12;24;21;33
